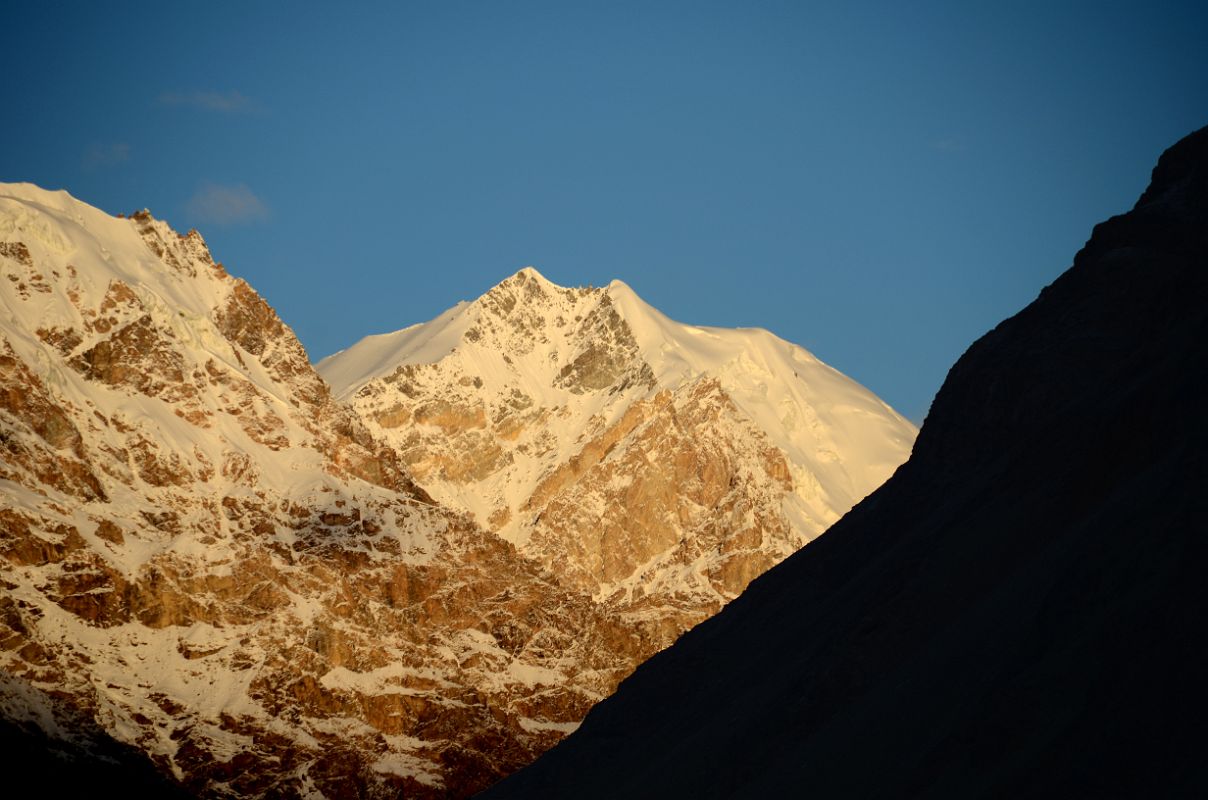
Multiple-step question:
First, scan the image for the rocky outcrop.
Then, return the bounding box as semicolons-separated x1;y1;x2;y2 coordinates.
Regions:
0;181;914;797
215;278;329;413
484;127;1208;799
321;266;916;656
0;186;659;797
524;377;799;645
0;337;106;501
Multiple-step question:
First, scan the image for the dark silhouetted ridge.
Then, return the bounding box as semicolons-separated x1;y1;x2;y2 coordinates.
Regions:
482;125;1208;798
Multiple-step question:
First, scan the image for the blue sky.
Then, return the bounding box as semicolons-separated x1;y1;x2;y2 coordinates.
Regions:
3;1;1206;422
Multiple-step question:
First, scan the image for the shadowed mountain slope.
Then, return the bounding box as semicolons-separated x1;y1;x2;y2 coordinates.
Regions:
484;126;1208;798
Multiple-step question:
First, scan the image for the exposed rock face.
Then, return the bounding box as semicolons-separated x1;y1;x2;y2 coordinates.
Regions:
320;267;916;647
0;182;913;797
523;377;797;642
484;128;1208;798
0;186;655;797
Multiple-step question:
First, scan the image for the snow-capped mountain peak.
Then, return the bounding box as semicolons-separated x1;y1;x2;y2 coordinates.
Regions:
0;186;663;796
1;183;915;797
319;267;916;612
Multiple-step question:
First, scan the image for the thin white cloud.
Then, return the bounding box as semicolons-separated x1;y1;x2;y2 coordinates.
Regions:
158;90;259;113
186;182;269;226
82;142;131;170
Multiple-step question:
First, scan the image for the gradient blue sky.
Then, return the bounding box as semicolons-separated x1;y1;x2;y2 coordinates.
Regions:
4;1;1206;422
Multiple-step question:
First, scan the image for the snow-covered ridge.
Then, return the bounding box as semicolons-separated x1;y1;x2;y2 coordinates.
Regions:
605;275;915;503
319;267;604;400
0;181;916;797
320;266;916;530
0;182;229;319
316;300;473;398
319;265;916;623
0;183;669;797
0;181;330;498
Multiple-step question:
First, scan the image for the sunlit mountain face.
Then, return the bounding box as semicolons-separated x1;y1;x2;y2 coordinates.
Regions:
0;182;913;797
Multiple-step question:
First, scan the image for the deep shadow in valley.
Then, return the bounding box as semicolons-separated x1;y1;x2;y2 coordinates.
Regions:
0;673;191;798
484;127;1208;798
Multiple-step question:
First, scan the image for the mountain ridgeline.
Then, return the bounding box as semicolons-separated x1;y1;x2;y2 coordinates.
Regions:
318;266;915;645
0;183;912;797
484;126;1208;797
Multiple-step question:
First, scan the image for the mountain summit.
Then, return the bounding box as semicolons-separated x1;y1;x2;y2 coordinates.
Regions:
0;184;914;796
319;266;915;640
484;127;1208;798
